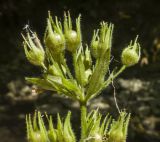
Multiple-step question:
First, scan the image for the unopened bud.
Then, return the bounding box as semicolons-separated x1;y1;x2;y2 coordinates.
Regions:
121;37;141;67
22;33;45;66
65;30;80;52
64;12;81;52
108;112;130;142
91;23;113;59
44;17;65;55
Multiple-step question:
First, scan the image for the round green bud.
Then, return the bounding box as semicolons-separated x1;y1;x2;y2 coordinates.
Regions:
108;130;124;142
121;48;140;67
45;32;65;54
108;112;130;142
65;30;80;52
108;122;125;142
91;40;99;58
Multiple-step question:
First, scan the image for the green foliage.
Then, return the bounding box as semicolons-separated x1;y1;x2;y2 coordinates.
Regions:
22;11;141;142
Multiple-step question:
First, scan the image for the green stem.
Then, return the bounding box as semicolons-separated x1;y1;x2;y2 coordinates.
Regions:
80;102;87;142
104;65;126;87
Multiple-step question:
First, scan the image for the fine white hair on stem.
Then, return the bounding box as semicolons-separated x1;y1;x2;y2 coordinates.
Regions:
112;80;120;114
108;66;120;114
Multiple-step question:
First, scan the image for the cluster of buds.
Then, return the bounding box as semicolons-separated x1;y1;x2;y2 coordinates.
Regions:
26;111;76;142
78;110;130;142
82;109;111;142
26;111;130;142
22;12;141;142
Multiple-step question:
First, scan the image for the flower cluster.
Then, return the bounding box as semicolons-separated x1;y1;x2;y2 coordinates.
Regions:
22;12;141;142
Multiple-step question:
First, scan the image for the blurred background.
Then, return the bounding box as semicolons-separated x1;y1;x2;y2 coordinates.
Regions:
0;0;160;141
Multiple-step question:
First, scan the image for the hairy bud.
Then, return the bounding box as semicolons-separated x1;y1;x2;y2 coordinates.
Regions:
44;19;65;54
121;37;141;66
64;12;81;52
22;33;45;67
108;112;131;142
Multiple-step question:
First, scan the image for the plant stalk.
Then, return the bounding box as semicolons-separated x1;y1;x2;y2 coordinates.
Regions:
80;101;87;142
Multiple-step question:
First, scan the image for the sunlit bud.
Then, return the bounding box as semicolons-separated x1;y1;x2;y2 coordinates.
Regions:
44;13;65;54
108;112;131;142
121;37;141;66
26;112;48;142
91;23;113;58
22;32;45;66
64;12;81;52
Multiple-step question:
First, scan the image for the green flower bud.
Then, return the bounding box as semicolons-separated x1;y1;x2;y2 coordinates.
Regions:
44;15;65;55
65;30;80;52
91;23;113;58
26;112;49;142
22;33;45;67
121;37;141;66
64;12;81;52
108;112;131;142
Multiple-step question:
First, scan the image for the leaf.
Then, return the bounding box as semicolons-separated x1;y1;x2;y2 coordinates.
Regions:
38;112;48;141
64;111;76;142
26;77;55;91
48;116;57;142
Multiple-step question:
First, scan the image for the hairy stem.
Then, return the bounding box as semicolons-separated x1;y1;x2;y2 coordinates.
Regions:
80;102;87;142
